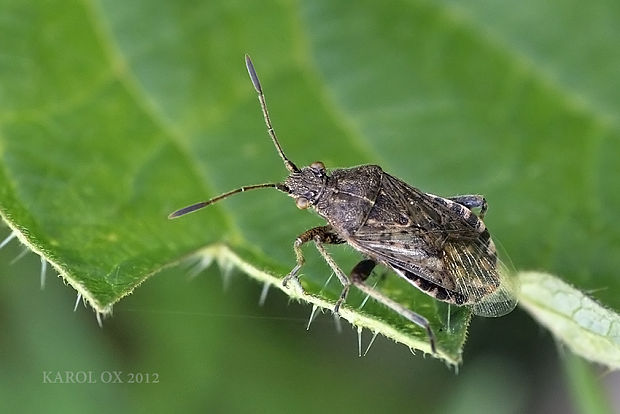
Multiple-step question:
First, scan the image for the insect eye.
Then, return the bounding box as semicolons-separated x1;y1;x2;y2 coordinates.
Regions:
296;197;310;210
310;161;325;171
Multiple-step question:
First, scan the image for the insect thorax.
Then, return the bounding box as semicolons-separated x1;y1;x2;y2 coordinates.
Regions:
311;165;384;235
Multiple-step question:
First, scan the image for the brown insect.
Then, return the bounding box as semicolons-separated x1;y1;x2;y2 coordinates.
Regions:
169;55;518;353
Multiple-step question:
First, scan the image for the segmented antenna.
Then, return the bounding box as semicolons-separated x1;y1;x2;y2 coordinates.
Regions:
245;54;299;173
167;55;297;220
169;183;288;219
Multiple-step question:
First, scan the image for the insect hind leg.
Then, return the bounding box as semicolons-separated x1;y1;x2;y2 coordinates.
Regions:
350;259;376;282
448;194;487;219
350;261;437;354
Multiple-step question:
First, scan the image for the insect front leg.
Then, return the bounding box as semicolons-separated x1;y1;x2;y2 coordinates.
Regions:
282;226;344;292
448;194;487;219
350;260;437;354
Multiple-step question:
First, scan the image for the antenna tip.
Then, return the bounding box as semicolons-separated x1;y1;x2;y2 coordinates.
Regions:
168;201;207;219
244;54;262;93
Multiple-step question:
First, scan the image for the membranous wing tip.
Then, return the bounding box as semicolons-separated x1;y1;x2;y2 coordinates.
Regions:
470;262;518;317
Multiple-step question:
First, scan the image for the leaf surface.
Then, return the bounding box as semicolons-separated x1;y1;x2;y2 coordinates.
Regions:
1;0;619;364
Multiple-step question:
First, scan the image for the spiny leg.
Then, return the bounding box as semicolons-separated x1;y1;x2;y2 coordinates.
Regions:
312;240;351;315
350;259;437;354
448;194;487;219
282;225;344;292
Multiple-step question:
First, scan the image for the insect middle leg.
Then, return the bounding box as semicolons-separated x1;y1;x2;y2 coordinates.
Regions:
349;259;437;354
448;194;487;219
311;238;352;315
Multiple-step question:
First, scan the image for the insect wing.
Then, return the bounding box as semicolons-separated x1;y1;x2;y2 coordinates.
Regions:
470;259;517;317
442;237;517;317
349;173;517;316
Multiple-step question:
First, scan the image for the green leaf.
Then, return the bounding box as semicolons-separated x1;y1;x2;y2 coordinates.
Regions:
518;271;620;370
1;0;619;364
562;352;615;414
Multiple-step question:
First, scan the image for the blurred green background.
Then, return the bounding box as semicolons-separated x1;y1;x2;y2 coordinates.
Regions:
3;229;617;414
1;0;619;413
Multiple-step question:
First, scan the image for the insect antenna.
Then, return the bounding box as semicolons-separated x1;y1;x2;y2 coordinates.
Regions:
168;182;289;219
245;54;300;173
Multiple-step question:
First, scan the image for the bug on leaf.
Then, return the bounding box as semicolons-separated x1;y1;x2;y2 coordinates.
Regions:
169;55;518;353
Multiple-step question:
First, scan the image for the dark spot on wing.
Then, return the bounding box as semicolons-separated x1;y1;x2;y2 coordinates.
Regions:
479;229;490;244
434;197;449;207
450;203;464;215
466;213;480;228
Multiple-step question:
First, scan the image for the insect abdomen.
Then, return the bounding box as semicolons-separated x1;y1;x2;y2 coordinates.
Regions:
394;268;467;305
